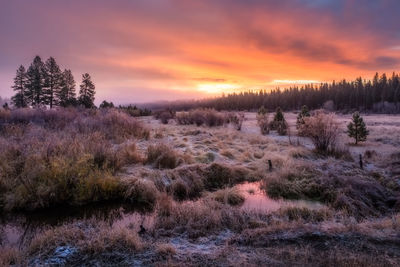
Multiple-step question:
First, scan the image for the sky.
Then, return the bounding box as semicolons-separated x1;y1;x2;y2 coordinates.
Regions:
1;0;400;104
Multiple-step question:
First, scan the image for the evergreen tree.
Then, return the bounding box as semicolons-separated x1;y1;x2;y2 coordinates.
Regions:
58;69;77;107
271;107;287;135
25;56;46;107
347;112;369;144
296;105;310;129
43;57;63;108
78;73;96;108
11;65;28;108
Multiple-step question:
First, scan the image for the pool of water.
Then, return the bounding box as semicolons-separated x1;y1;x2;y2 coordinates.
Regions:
236;182;325;213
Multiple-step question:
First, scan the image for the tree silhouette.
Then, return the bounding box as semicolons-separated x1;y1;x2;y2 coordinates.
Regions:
25;56;46;107
79;73;96;108
58;69;76;107
11;65;28;108
44;57;63;108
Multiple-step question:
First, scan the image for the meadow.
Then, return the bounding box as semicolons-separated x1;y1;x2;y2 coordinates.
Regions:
0;108;399;266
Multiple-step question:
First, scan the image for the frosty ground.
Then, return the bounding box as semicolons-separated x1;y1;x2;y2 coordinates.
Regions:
1;110;400;266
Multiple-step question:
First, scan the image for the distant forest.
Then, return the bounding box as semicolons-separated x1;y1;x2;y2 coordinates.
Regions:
145;73;400;113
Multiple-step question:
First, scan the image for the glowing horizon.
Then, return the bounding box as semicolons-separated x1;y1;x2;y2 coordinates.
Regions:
1;0;400;104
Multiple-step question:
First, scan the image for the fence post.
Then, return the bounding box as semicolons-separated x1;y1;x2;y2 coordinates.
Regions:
268;160;273;172
359;154;363;169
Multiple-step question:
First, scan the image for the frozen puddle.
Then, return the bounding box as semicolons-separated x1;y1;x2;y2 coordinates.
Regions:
236;182;325;213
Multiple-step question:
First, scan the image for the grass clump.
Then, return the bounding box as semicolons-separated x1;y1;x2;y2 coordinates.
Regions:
146;143;179;169
124;179;158;209
213;188;245;206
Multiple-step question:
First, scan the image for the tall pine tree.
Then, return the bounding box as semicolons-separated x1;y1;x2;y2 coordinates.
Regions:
58;69;76;107
78;73;96;108
11;65;28;108
43;57;63;108
25;56;46;107
347;112;369;144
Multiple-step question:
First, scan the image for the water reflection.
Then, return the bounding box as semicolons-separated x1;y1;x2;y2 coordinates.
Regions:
236;182;325;212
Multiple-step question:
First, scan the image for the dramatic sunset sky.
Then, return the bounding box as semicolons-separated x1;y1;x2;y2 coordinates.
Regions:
1;0;400;104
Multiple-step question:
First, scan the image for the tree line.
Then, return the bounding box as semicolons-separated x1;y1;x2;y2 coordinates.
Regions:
11;56;96;108
148;73;400;113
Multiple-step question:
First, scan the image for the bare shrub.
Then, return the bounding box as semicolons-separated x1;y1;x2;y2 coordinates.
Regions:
300;111;340;153
257;113;270;135
147;143;179;169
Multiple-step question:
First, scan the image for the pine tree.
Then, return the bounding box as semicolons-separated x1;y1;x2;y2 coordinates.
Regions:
271;107;287;135
25;56;46;107
58;69;76;107
296;105;310;129
347;112;369;144
78;73;96;108
43;57;63;108
11;65;28;108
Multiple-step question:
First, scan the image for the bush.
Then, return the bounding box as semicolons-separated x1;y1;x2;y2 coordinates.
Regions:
300;111;340;153
147;143;179;169
154;110;175;124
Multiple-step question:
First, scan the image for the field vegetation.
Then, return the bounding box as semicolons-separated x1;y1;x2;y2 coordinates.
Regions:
1;106;400;266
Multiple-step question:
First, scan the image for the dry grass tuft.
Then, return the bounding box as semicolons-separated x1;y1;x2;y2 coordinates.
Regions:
213;188;245;206
156;243;176;258
123;178;158;208
147;143;180;169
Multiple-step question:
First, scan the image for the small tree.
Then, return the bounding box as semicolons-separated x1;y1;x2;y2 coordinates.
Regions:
257;106;269;135
11;65;28;108
347;112;369;144
78;73;96;108
270;107;287;135
296;105;310;128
